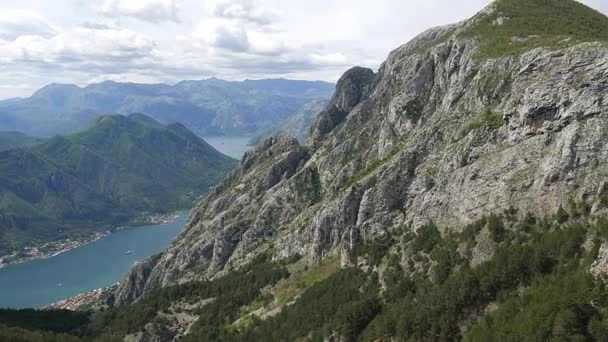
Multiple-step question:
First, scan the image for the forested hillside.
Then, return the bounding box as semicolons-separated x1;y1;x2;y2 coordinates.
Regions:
0;114;236;255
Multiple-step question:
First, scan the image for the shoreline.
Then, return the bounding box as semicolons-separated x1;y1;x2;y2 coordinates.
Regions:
0;213;182;270
0;232;109;270
44;284;118;311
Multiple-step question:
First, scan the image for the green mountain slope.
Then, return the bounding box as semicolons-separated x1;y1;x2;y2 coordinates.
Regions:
0;132;43;152
462;0;608;57
0;114;236;254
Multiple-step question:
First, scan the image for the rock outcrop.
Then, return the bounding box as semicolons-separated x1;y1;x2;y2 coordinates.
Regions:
592;242;608;278
115;1;608;303
308;67;376;148
114;254;161;305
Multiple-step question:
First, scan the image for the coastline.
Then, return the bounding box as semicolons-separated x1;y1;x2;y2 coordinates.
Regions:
0;212;182;270
0;231;109;270
44;284;117;311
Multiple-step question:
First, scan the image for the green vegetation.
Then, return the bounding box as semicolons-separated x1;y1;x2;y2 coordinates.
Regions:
0;309;88;334
0;132;43;152
459;109;504;139
359;211;605;341
87;253;288;340
466;272;608;341
0;114;236;254
352;232;399;266
0;325;86;342
461;0;608;58
274;254;341;307
508;167;533;185
2;205;608;341
0;309;94;342
341;138;410;193
234;268;379;341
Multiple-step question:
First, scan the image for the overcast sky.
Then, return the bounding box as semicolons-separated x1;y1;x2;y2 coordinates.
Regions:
0;0;606;99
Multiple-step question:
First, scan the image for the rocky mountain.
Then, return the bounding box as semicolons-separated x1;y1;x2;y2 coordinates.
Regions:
248;99;329;145
0;132;43;152
0;114;236;255
3;0;608;341
118;0;608;291
0;79;335;137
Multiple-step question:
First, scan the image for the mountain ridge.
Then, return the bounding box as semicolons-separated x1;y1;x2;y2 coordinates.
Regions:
249;98;328;146
109;0;608;318
3;0;608;341
0;78;335;137
0;114;236;256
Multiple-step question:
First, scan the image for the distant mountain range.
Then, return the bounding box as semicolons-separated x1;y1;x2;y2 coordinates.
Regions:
248;99;328;146
0;79;335;137
0;114;236;254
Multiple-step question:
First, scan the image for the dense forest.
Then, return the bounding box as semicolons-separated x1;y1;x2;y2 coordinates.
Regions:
1;202;607;341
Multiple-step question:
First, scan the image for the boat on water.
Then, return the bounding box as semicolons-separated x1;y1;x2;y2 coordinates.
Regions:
125;250;133;255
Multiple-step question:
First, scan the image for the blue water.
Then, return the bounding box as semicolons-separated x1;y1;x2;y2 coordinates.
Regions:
0;214;188;309
203;136;252;159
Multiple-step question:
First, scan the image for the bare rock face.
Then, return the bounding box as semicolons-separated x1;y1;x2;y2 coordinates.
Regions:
308;67;376;148
114;15;608;303
591;242;608;278
114;254;161;305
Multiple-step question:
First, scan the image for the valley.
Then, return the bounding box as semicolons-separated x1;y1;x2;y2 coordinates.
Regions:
0;114;236;257
2;0;608;341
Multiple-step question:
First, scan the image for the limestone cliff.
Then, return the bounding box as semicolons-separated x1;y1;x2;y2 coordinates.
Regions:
115;0;608;304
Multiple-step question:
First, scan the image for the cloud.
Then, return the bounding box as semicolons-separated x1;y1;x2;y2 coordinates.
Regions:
213;0;279;26
7;0;606;100
0;10;57;40
213;26;250;52
0;1;356;99
0;26;157;68
101;0;179;23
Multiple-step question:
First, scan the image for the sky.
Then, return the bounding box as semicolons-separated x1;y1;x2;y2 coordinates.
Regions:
0;0;606;99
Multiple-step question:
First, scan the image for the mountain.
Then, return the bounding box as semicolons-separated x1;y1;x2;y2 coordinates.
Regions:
0;114;236;255
4;0;608;341
0;79;335;137
248;99;329;146
0;132;43;152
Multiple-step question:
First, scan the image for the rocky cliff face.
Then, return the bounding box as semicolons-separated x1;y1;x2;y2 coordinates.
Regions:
115;1;608;303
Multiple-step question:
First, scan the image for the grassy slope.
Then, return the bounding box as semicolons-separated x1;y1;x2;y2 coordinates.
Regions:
461;0;608;58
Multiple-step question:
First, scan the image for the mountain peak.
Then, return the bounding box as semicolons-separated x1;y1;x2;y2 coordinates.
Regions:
31;83;81;98
462;0;608;58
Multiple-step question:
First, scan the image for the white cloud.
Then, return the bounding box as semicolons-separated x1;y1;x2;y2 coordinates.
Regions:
0;9;57;40
248;31;288;56
0;0;606;99
213;0;279;26
0;25;157;69
309;53;349;66
213;25;250;52
101;0;179;23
